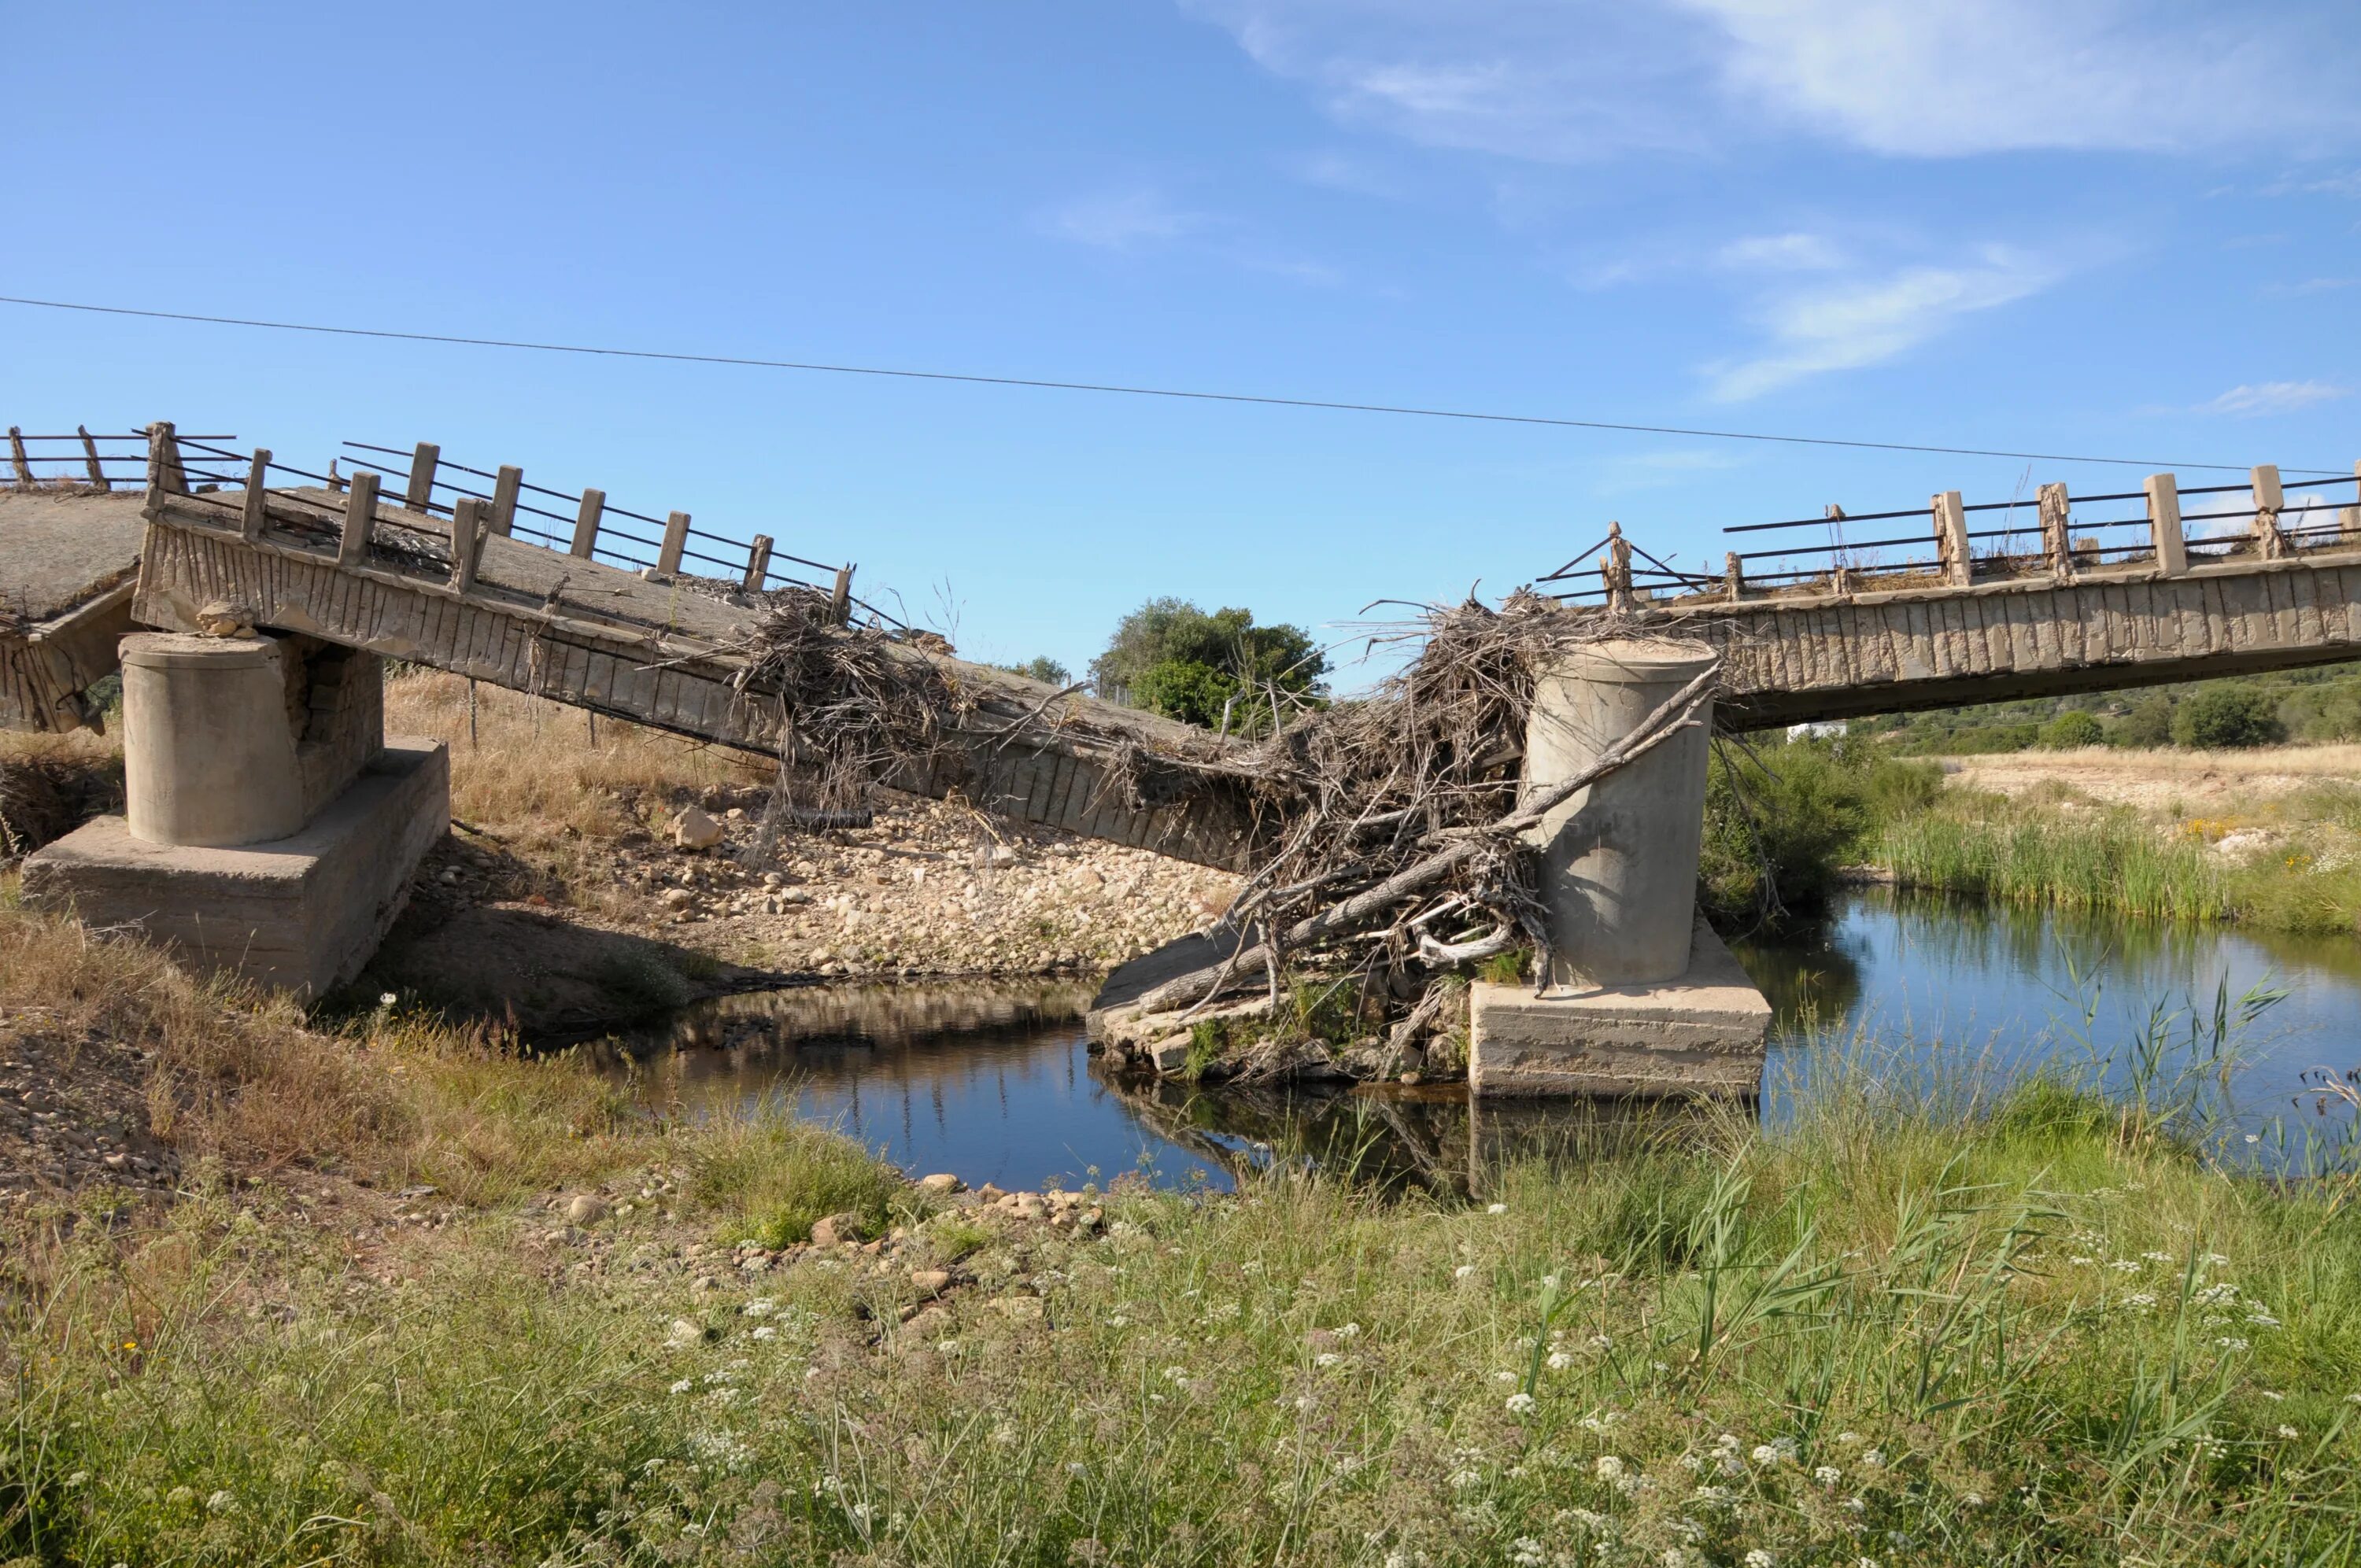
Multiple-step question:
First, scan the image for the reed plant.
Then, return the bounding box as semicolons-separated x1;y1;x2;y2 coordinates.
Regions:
1877;809;2233;922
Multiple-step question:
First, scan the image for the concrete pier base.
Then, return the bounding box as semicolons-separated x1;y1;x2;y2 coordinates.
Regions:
23;740;449;999
1468;921;1770;1098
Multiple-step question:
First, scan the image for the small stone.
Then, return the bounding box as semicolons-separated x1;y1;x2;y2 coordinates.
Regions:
1149;1035;1191;1075
565;1194;609;1226
673;808;726;850
810;1212;866;1247
739;1253;773;1274
692;1274;721;1292
917;1173;965;1196
911;1269;951;1294
660;887;695;909
1398;1071;1424;1086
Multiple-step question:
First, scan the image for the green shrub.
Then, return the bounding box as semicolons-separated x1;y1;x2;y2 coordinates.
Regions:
2116;693;2176;747
1699;740;1942;926
2171;686;2286;749
2038;710;2104;749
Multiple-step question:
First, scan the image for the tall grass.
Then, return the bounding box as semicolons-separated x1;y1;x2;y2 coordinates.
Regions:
9;1004;2361;1564
1878;810;2233;921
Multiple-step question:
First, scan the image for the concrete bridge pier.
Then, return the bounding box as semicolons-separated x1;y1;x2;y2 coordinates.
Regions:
1468;636;1771;1097
24;633;448;999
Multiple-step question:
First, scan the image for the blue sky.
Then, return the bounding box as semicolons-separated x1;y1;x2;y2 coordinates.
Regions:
7;2;2357;686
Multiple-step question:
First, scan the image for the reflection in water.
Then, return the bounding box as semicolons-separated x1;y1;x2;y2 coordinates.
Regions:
594;890;2361;1193
1734;887;2361;1161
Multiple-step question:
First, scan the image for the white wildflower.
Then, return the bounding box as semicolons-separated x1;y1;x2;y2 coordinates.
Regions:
2278;1425;2300;1440
1487;1203;1509;1215
1815;1465;1842;1487
1541;1274;1561;1290
1495;1370;1521;1384
1594;1455;1626;1480
669;1378;693;1394
1450;1467;1483;1489
1860;1449;1885;1468
1336;1322;1361;1337
205;1490;238;1515
752;1326;778;1341
1316;1352;1343;1368
1512;1539;1547;1567
1455;1265;1476;1280
1507;1393;1537;1415
1746;1552;1776;1568
1548;1350;1576;1371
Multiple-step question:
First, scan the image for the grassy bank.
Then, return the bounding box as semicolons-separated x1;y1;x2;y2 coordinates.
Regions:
8;908;2361;1564
1874;772;2361;935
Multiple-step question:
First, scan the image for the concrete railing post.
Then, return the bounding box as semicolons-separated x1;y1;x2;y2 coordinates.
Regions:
2145;473;2188;576
121;633;304;847
2343;460;2361;544
1520;636;1717;990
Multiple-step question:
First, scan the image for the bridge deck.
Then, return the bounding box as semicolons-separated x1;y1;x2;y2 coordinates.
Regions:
0;489;148;731
1636;548;2361;729
127;484;1258;868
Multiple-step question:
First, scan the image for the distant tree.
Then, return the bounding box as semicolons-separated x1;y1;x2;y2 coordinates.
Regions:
998;655;1071;685
2038;710;2104;749
2117;694;2175;747
2171;686;2285;749
1092;598;1326;733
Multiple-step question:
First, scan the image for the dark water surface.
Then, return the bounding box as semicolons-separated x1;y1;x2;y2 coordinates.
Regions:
597;891;2361;1191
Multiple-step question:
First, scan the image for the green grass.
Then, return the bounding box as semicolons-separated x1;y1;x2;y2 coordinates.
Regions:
1877;808;2233;922
1876;796;2361;935
10;1037;2361;1566
685;1110;913;1249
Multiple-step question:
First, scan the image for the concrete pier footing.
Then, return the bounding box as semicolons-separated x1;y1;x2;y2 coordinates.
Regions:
24;742;449;998
24;632;446;998
1467;921;1770;1097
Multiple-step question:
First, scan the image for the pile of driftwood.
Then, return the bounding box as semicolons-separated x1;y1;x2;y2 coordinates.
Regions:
1125;600;1718;1035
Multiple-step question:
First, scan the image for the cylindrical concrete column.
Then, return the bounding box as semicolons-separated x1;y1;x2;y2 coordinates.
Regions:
1522;636;1716;990
121;633;304;847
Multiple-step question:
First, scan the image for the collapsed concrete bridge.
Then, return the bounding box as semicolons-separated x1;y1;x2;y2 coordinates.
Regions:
6;422;2359;1093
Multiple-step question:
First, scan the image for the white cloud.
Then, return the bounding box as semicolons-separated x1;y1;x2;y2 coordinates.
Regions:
2198;381;2351;416
1704;248;2052;400
1185;0;2361;161
1045;188;1206;250
1718;232;1847;271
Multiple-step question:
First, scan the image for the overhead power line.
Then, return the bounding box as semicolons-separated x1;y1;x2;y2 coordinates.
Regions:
2;293;2336;475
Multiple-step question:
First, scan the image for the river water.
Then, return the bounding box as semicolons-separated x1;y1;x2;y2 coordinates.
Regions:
597;889;2361;1193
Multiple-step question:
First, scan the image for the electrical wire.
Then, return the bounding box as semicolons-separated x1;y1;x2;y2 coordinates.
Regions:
4;293;2336;475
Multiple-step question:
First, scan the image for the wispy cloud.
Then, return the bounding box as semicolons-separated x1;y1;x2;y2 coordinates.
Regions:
2263;276;2361;296
1044;187;1206;250
2197;381;2351;416
1185;1;2361;162
1717;232;1847;271
1704;247;2053;400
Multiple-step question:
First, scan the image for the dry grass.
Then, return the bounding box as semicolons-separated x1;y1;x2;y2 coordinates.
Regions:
1955;743;2361;813
0;902;648;1203
385;668;771;913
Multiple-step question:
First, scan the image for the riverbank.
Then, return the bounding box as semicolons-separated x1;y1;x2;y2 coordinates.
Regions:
5;892;2360;1565
1873;744;2361;935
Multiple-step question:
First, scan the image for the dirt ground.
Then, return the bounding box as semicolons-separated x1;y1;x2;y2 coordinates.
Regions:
1950;743;2361;813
